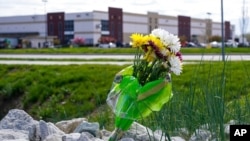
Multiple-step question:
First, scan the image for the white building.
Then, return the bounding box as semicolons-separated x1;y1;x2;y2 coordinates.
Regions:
0;7;234;48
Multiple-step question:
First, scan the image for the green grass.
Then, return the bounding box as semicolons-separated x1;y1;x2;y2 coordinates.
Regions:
0;61;250;140
0;64;127;121
140;60;250;140
0;47;250;54
0;58;132;62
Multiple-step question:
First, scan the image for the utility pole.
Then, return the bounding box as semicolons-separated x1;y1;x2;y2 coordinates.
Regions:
240;0;249;46
42;0;48;47
221;0;225;61
206;12;212;44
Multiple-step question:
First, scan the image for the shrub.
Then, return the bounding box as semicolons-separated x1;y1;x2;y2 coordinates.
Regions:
72;37;85;46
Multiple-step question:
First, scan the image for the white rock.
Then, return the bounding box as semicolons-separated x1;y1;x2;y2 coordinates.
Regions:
62;133;81;141
55;118;87;134
0;129;29;140
44;134;63;141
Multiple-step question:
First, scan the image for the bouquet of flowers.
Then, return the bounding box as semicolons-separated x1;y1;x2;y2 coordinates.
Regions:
106;28;183;141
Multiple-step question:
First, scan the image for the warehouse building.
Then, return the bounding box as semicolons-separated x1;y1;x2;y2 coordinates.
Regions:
0;7;234;48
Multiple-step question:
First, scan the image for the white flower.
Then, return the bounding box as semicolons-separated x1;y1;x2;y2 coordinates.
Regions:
160;48;168;56
169;56;182;75
167;34;181;53
151;28;181;54
151;28;169;39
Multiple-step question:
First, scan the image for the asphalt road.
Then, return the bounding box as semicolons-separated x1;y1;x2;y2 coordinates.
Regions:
0;54;249;65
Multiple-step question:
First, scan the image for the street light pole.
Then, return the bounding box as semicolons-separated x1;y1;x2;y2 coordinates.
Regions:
42;0;48;47
207;12;211;19
221;0;225;61
206;12;211;44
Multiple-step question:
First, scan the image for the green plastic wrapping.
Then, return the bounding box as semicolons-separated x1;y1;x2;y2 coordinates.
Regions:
107;65;172;131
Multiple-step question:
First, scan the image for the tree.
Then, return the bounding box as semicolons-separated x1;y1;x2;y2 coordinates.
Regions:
72;37;85;46
179;35;187;47
209;35;222;42
98;36;116;44
244;33;250;41
53;38;60;45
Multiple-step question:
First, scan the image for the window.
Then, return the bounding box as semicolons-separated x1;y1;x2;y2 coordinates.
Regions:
155;18;158;24
58;22;63;39
110;22;114;36
49;22;53;35
58;22;63;32
149;25;152;33
101;20;109;31
64;20;74;31
118;22;122;40
58;31;62;40
85;38;93;44
64;35;74;44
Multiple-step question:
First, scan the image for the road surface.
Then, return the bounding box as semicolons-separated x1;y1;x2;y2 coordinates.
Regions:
0;54;249;65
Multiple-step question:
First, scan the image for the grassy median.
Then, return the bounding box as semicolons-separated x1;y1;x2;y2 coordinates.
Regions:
0;61;250;140
0;47;250;54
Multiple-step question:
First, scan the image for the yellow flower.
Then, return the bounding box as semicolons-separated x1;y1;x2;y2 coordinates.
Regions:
164;49;171;56
143;46;156;62
130;33;146;48
148;35;165;51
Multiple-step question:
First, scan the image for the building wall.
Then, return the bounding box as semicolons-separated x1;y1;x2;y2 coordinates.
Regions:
65;12;94;20
158;15;178;35
0;7;235;47
47;12;65;44
148;12;159;33
22;36;55;48
190;18;210;43
0;15;45;24
123;23;148;33
225;21;231;40
0;15;45;37
123;13;147;23
63;11;105;45
212;22;221;36
0;23;44;35
178;15;191;41
191;18;206;35
108;7;123;44
123;12;148;44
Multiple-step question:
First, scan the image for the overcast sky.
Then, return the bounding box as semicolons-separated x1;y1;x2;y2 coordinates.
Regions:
0;0;249;35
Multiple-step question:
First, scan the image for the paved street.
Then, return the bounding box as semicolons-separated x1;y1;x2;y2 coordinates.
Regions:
0;54;249;65
0;54;134;60
0;60;132;65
